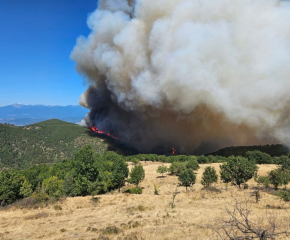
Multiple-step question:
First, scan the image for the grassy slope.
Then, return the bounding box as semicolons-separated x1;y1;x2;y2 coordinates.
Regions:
0;162;287;240
0;119;108;168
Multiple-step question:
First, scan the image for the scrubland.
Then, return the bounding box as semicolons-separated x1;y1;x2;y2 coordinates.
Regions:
1;162;289;240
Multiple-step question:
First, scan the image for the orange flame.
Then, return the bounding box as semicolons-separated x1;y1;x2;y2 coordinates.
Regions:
90;126;119;140
172;147;177;155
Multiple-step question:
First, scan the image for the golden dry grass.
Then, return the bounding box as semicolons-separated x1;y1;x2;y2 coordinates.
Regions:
0;162;289;240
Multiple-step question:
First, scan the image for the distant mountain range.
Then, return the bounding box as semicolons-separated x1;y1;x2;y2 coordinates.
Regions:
0;104;88;126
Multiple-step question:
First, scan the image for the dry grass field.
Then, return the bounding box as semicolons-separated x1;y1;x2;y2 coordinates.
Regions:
1;162;290;240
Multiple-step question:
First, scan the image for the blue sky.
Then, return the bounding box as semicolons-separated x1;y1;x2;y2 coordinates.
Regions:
0;0;98;106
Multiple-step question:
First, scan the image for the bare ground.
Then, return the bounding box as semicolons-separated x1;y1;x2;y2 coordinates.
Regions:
1;162;289;240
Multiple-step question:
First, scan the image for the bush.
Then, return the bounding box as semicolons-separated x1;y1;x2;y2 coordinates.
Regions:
153;183;159;195
278;190;290;202
220;156;258;188
201;166;218;187
30;192;50;203
126;187;143;194
254;175;270;188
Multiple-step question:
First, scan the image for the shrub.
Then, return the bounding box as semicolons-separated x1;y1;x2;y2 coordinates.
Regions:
30;192;50;203
153;183;159;195
127;187;143;194
201;166;218;187
254;175;270;188
220;156;258;188
278;190;290;202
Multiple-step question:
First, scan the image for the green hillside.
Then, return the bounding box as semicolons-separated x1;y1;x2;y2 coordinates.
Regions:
0;119;108;168
208;144;290;157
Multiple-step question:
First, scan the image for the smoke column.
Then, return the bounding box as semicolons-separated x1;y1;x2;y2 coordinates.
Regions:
71;0;290;154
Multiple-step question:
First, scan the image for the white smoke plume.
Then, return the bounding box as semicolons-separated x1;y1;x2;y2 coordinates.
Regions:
71;0;290;154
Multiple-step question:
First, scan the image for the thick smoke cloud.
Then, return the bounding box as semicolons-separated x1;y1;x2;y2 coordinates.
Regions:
71;0;290;154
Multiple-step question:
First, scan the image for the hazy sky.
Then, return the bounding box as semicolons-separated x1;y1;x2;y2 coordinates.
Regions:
0;0;98;106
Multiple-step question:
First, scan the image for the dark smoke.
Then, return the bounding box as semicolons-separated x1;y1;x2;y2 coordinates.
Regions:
71;0;290;154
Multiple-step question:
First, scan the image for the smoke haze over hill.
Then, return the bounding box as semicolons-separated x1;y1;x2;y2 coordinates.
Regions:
71;0;290;154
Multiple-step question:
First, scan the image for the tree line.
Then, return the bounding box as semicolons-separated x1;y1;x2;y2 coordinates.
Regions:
1;147;290;206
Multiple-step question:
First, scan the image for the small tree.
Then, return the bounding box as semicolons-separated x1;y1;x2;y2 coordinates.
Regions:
178;169;196;192
220;156;258;188
169;162;186;175
186;158;200;171
201;166;218;187
112;158;129;192
278;156;290;171
128;164;145;187
269;168;290;190
157;165;168;177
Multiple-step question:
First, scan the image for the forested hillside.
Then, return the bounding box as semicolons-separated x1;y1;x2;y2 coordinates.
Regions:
208;144;290;157
0;119;107;168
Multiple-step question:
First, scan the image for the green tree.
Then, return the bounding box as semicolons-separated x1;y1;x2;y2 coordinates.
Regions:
196;155;208;164
73;145;99;182
62;171;78;196
269;168;290;190
169;162;186;175
245;150;272;164
128;164;145;187
22;164;50;192
178;169;196;191
220;156;258;188
20;177;33;197
201;166;218;187
0;170;23;206
112;158;129;192
186;158;200;171
42;176;63;199
278;156;290;171
156;165;168;177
